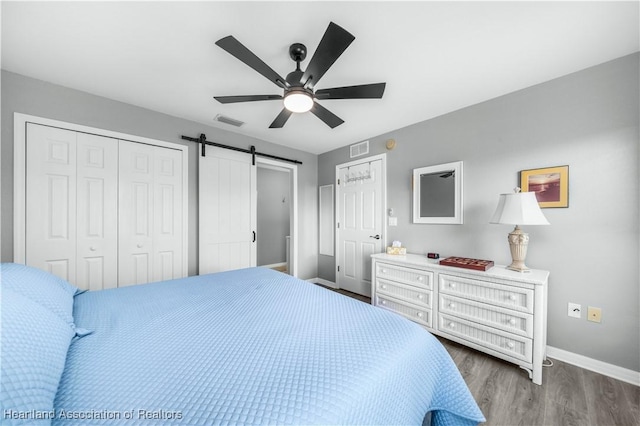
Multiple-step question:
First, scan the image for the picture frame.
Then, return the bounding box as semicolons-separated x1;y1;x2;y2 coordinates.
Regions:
520;165;569;208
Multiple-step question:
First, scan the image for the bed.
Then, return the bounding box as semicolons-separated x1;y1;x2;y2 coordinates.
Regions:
1;263;484;425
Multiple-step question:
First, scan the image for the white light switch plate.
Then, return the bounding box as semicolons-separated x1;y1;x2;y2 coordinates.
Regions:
568;302;581;318
389;217;398;226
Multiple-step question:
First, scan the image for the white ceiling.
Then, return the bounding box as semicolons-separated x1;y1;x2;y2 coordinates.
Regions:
2;1;638;155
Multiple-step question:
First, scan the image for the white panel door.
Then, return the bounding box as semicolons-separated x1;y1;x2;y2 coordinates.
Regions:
199;146;256;274
25;124;77;282
76;133;118;290
337;159;383;296
118;140;184;286
152;147;183;282
118;141;155;286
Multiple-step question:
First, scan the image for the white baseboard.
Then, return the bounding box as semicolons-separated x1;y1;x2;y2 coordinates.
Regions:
307;277;337;289
261;262;287;269
547;346;640;386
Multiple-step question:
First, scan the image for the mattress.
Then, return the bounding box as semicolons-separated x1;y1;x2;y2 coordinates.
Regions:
52;267;484;425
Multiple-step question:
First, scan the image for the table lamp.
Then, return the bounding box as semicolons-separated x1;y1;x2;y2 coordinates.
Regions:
490;188;549;272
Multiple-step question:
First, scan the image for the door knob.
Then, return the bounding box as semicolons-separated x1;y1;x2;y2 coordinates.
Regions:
369;234;381;239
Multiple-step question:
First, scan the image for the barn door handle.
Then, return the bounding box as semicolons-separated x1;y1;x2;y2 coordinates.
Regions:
253;231;256;242
369;234;381;240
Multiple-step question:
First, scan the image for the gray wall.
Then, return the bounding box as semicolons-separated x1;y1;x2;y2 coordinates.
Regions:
257;167;290;266
319;53;639;372
1;70;319;279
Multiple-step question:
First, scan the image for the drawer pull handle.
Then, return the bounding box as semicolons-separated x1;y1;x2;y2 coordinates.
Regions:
381;285;387;289
381;269;387;273
417;276;423;281
89;246;97;251
509;318;517;325
507;342;515;349
381;300;387;305
417;312;423;318
509;295;517;301
448;322;455;328
449;303;456;309
450;283;456;289
417;294;424;300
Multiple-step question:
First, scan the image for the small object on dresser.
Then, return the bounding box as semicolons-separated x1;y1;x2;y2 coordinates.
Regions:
440;256;494;271
386;246;407;255
427;252;439;259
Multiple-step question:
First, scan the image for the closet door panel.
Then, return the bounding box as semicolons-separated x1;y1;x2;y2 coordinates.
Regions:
118;141;154;286
153;149;183;282
25;124;77;283
76;133;118;290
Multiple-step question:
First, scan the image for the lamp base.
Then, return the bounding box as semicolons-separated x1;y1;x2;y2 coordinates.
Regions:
506;225;531;273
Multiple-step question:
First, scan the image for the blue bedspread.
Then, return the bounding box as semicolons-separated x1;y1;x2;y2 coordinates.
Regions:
54;268;484;425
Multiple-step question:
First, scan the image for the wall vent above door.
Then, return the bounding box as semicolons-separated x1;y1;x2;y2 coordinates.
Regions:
350;140;369;158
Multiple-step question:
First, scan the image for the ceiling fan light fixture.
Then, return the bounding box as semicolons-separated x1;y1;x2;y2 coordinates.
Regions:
284;90;314;113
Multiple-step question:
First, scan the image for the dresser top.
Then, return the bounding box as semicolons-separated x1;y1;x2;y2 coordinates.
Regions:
371;253;549;285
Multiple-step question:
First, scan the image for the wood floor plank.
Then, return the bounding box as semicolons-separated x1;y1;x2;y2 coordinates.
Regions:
500;367;547;425
470;356;518;425
545;359;589;414
544;400;591;426
583;368;638;426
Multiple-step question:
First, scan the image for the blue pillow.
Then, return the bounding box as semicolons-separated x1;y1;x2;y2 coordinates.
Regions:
0;263;78;327
1;288;75;424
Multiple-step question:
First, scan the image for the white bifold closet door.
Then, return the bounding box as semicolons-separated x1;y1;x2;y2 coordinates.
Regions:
118;141;183;286
24;123;184;290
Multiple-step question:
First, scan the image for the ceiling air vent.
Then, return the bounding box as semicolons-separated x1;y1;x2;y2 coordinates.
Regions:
214;114;245;127
350;140;369;158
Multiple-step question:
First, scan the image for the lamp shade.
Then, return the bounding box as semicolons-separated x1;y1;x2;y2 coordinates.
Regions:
490;191;550;225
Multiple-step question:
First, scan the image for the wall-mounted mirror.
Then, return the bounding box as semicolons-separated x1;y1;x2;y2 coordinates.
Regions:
412;161;463;224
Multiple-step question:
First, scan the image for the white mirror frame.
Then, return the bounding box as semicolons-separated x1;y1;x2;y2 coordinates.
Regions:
412;161;463;224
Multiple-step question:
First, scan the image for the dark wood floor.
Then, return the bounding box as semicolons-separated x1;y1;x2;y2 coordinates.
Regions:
439;337;639;426
319;286;640;425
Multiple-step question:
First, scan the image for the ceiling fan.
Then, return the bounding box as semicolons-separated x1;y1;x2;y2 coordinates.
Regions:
213;22;386;129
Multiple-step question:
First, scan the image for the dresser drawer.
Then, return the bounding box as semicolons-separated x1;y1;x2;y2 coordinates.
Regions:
377;278;432;308
375;295;432;327
439;274;534;313
438;314;532;363
439;294;533;338
376;262;433;290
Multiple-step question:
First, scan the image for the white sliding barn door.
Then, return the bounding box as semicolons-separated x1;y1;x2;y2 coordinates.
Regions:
118;141;183;286
199;146;256;274
25;124;79;282
337;159;384;297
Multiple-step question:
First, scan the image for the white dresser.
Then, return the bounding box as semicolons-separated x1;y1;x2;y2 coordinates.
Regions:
371;253;549;385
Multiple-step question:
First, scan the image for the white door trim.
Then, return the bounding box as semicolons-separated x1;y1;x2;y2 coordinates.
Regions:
256;157;298;278
335;153;387;289
13;112;189;278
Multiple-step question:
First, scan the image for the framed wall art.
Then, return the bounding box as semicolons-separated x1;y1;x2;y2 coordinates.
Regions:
520;165;569;208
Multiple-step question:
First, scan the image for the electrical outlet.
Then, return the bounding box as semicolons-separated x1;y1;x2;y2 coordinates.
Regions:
568;302;581;318
587;306;602;323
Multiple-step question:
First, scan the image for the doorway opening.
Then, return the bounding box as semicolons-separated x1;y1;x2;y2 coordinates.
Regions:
256;158;298;277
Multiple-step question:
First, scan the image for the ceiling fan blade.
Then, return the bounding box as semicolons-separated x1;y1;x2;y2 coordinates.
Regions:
214;94;283;104
315;82;386;100
216;36;288;89
269;108;293;128
301;22;355;90
310;102;344;128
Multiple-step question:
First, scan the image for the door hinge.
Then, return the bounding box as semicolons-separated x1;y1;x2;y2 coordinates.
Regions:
337;178;340;185
337;265;340;272
337;222;340;229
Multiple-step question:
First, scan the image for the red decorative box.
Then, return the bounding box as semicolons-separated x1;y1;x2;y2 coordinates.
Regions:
439;256;494;271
